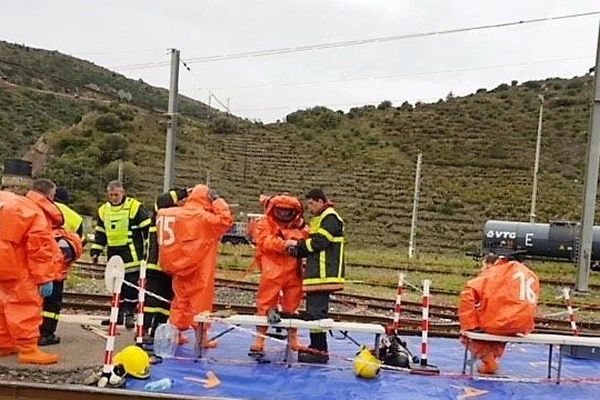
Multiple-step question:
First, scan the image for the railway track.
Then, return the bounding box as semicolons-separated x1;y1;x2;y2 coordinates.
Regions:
74;257;600;292
62;285;600;334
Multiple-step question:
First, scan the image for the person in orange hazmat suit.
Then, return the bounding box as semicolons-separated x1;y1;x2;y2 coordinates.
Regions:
459;251;540;374
157;184;233;348
249;194;309;353
26;181;83;346
0;183;59;364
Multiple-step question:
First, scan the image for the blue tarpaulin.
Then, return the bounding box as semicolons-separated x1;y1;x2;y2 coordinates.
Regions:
126;323;600;399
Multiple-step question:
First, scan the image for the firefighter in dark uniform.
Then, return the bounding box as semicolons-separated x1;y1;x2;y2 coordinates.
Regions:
90;181;151;329
287;188;345;364
143;187;190;341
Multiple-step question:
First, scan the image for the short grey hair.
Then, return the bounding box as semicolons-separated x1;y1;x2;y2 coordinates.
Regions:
106;180;124;191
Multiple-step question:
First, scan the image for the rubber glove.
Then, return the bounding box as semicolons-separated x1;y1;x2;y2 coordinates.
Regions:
39;282;54;298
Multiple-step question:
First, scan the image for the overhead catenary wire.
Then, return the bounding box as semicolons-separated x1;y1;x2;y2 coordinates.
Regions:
181;58;230;113
111;11;599;71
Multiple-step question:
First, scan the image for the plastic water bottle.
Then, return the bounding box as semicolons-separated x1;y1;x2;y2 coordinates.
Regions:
153;323;177;359
144;377;173;392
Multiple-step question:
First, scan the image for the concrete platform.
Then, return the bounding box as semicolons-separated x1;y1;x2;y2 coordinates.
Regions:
0;314;136;371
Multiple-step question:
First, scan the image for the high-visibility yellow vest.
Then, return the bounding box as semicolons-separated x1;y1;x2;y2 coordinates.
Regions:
56;202;83;235
98;198;141;247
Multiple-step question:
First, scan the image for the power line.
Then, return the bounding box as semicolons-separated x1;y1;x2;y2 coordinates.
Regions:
199;55;594;91
180;58;230;113
111;11;599;71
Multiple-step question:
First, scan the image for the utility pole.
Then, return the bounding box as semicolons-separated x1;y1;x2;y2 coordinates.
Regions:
117;160;123;183
163;48;180;192
227;97;230;115
529;93;544;223
206;170;211;187
576;20;600;294
408;153;423;259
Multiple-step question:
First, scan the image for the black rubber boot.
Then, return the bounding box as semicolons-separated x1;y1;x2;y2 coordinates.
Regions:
38;334;61;347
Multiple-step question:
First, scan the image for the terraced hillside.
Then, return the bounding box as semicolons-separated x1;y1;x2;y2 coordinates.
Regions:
122;75;594;252
1;40;596;253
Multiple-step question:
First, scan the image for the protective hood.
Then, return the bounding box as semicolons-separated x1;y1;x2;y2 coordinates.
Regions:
263;194;304;228
26;190;64;228
185;184;212;210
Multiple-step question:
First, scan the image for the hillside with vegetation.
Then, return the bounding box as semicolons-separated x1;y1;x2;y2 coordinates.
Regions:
0;40;596;254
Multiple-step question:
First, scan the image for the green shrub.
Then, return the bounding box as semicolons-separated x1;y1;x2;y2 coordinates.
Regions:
98;134;129;163
210;116;239;134
95;113;122;133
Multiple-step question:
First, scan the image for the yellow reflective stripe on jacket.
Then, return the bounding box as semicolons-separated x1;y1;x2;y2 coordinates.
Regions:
143;306;170;316
56;202;83;234
42;311;60;320
91;243;104;250
146;263;163;272
137;218;151;229
315;228;344;243
303;277;344;285
95;226;105;233
305;238;314;252
169;190;178;204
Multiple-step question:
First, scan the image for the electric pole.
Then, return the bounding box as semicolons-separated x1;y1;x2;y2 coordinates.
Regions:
163;48;180;192
576;19;600;293
529;94;544;223
408;153;423;259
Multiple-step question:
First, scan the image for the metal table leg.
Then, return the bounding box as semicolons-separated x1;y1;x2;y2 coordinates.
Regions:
547;344;553;379
196;321;205;360
556;345;563;384
374;333;381;354
462;338;469;375
284;328;291;367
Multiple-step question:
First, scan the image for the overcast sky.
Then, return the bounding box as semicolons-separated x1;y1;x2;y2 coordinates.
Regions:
1;0;599;122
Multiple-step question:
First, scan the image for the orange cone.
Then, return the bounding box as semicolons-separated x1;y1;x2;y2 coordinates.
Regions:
17;342;59;365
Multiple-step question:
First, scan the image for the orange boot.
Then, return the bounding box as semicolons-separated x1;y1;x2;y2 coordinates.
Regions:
288;329;306;351
178;332;189;345
17;341;59;365
200;329;218;348
477;352;498;374
250;326;268;353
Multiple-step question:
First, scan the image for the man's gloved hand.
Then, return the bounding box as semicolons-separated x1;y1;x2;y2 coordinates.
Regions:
267;308;282;325
39;282;53;298
286;246;298;257
208;189;219;202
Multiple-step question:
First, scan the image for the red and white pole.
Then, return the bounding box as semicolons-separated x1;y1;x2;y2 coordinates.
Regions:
102;285;121;376
135;260;148;345
420;279;431;367
563;288;579;336
392;273;405;331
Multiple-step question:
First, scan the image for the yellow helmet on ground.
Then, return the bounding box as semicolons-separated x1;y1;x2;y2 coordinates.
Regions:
113;345;150;379
353;346;381;379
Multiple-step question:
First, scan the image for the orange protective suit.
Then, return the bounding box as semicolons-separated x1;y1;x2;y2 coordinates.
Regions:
158;185;233;332
458;258;540;374
0;191;56;362
250;194;308;352
26;190;65;279
254;195;307;315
